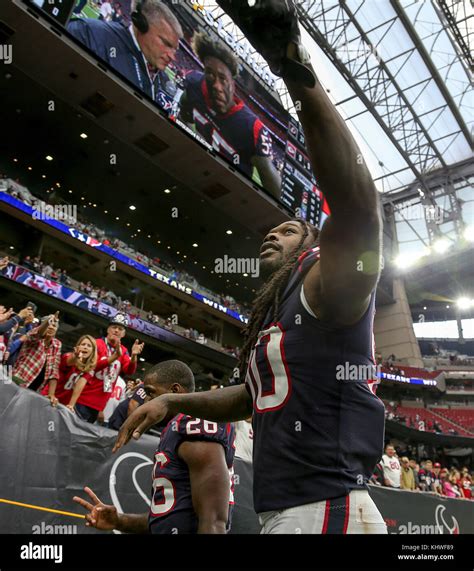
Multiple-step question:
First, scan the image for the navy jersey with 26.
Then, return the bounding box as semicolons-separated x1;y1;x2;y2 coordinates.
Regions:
148;413;236;534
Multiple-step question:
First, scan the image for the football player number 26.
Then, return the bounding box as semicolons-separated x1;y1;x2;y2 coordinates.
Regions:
246;323;291;412
150;452;175;516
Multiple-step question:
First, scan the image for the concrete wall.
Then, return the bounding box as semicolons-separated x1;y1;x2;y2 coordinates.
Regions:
374;278;424;367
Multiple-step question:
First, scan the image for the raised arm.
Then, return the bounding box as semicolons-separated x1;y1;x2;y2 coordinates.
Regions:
285;49;381;325
216;0;382;326
113;385;252;452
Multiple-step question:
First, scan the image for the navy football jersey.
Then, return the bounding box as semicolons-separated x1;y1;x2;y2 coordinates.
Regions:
108;384;147;431
245;247;385;513
148;413;236;534
180;70;274;177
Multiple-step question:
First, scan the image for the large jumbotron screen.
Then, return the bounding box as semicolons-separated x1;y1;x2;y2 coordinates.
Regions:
28;0;329;228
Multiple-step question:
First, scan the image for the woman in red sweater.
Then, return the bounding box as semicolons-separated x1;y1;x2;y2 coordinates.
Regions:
42;335;98;411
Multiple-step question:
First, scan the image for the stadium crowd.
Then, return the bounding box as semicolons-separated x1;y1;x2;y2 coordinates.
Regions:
0;292;236;432
371;443;473;499
0;251;244;357
1;174;251;318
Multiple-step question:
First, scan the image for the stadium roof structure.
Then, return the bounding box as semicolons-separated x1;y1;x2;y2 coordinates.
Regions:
206;0;473;256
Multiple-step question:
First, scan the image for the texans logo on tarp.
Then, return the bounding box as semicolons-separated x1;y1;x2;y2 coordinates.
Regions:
435;505;460;534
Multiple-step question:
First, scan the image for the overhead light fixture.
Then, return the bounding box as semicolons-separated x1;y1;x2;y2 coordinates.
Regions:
116;216;120;220
68;190;73;194
137;229;141;232
464;225;474;242
164;188;171;194
27;166;32;171
226;230;232;235
243;273;248;277
80;133;88;139
56;183;61;188
446;305;450;309
104;210;108;214
129;205;136;211
192;243;198;248
394;253;419;269
423;306;427;310
456;297;473;310
147;235;151;239
13;158;18;162
45;156;53;161
433;238;450;254
42;175;46;179
126;223;130;227
9;246;15;250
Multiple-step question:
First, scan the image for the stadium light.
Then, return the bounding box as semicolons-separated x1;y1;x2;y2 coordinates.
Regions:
433;238;451;254
129;205;136;211
394;250;427;269
464;225;474;242
456;297;473;310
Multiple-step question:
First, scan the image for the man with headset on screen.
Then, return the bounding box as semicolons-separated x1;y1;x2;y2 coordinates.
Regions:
67;0;181;103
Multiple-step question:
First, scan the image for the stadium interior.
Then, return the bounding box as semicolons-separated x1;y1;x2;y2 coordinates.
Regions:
0;0;473;545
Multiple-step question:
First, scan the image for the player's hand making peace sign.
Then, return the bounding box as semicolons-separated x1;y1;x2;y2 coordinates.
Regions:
73;487;120;531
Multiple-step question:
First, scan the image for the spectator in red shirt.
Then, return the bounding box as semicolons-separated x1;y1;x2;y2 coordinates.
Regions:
41;335;98;411
432;462;443;494
75;314;144;423
459;467;472;500
12;312;61;391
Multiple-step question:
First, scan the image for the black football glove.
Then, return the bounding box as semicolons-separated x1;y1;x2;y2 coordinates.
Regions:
216;0;316;87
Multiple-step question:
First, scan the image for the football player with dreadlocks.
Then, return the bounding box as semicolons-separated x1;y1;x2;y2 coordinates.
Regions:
115;1;386;534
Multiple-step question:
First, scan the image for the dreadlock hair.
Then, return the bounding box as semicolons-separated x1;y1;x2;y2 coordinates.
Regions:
237;219;320;380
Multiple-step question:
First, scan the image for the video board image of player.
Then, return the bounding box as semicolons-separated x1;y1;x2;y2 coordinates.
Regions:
66;0;181;103
32;0;322;221
176;32;282;199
